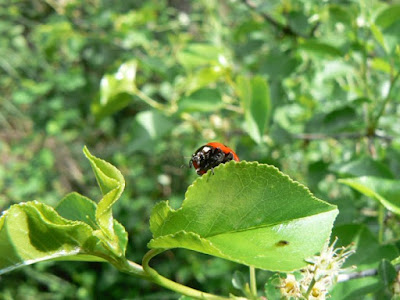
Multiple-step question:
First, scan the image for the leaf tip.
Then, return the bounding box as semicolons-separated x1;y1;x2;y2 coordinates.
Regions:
83;145;91;158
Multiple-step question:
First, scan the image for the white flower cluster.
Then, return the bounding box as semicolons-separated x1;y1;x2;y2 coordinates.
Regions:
392;271;400;298
279;238;355;299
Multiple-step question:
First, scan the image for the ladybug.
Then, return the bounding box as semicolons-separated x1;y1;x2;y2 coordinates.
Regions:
189;142;239;175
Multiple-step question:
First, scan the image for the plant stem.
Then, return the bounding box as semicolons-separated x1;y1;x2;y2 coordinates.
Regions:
249;266;257;299
378;204;385;243
140;249;237;300
304;276;316;299
304;265;319;299
240;0;307;38
372;70;400;129
133;87;166;111
338;264;400;282
122;260;150;279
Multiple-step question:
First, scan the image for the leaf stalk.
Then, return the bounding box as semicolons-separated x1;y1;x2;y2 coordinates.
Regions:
141;249;236;300
249;266;257;299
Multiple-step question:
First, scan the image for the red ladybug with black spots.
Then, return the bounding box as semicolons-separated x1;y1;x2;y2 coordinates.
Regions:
189;142;239;175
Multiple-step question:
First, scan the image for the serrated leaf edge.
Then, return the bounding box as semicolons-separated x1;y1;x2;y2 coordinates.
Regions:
182;161;337;213
83;146;125;198
83;146;125;249
150;200;174;236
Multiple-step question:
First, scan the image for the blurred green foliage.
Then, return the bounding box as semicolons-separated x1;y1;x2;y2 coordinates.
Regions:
1;0;400;298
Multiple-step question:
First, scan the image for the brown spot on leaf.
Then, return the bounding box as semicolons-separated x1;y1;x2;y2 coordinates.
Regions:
276;240;289;247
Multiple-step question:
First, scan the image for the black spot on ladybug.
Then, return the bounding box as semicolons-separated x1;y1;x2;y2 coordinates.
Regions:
275;240;289;247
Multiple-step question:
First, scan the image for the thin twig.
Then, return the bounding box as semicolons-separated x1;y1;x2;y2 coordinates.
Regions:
240;0;300;37
372;70;400;129
309;22;321;36
338;265;400;282
378;204;385;244
294;131;393;142
240;0;317;38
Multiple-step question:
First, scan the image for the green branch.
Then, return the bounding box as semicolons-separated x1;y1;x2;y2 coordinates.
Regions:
304;273;317;299
372;70;400;129
240;0;317;38
133;87;167;111
140;249;238;300
378;204;385;244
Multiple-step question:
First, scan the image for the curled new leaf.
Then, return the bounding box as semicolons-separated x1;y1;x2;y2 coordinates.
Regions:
83;146;125;256
0;192;129;275
0;201;100;275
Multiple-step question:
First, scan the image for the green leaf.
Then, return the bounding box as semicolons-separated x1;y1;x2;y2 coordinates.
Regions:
287;11;310;37
92;93;133;122
100;60;137;105
378;259;397;289
371;57;392;73
178;89;224;113
375;5;400;29
83;146;125;255
331;157;394;179
149;161;338;271
136;110;173;139
392;256;400;266
339;177;400;215
56;192;98;228
330;276;382;300
331;226;397;298
264;273;282;300
328;5;353;25
184;66;227;94
305;106;359;134
92;60;137;120
260;50;300;79
56;192;128;255
0;148;132;275
232;271;247;290
0;192;130;275
126;110;173;154
332;224;399;270
298;40;343;57
0;201;102;275
237;76;271;144
177;44;227;70
370;24;389;53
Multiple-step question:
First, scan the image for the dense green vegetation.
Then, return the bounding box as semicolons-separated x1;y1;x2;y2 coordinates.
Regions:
1;0;400;299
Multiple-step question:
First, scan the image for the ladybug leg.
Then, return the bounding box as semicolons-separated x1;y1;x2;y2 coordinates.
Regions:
225;152;234;162
213;150;225;165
